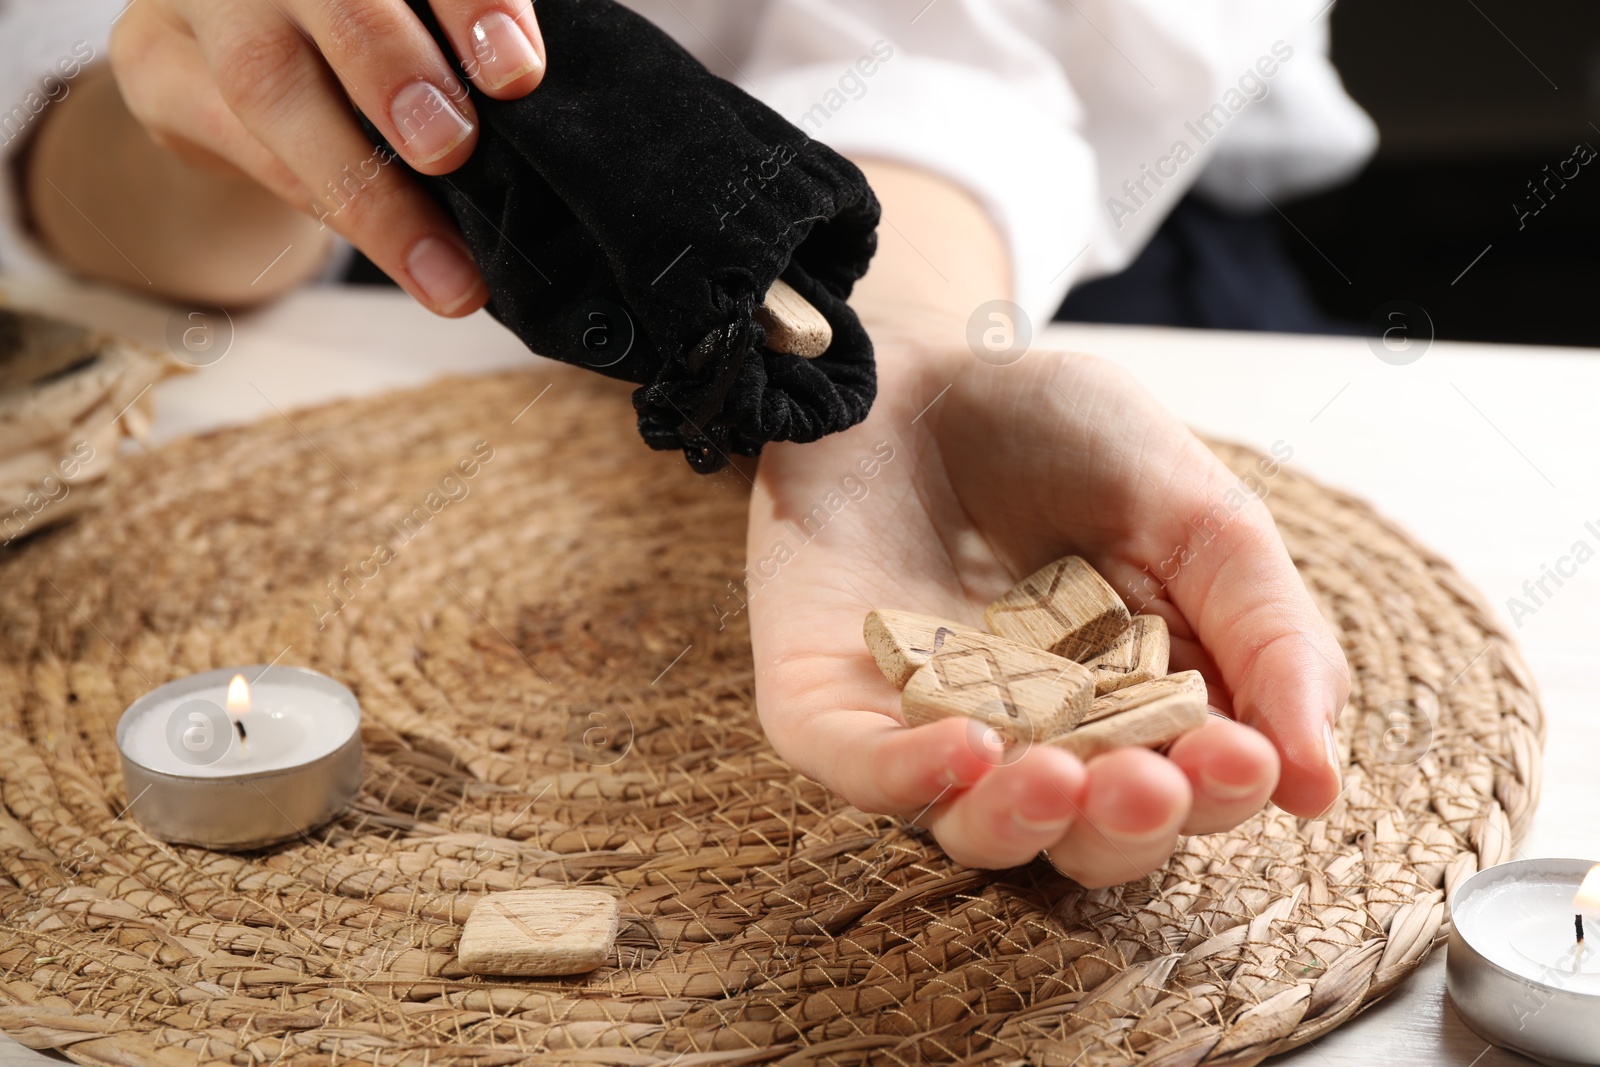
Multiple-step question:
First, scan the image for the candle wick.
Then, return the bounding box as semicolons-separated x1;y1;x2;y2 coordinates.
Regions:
1578;913;1586;945
235;718;248;757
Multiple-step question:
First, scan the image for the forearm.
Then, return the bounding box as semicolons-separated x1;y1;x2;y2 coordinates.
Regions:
846;158;1012;346
22;65;333;305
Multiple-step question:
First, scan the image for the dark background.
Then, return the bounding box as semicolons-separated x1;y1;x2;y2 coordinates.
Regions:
1288;0;1600;347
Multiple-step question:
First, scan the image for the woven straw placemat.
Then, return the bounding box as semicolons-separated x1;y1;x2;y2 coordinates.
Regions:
0;367;1543;1066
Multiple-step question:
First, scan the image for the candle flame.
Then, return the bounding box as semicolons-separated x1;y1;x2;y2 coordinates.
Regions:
225;674;251;719
1574;865;1600;914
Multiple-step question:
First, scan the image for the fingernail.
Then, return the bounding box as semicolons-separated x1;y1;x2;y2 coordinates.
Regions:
470;11;544;91
1095;779;1182;841
406;236;483;313
390;81;473;165
1198;768;1262;802
1012;808;1072;834
939;762;984;790
1103;817;1181;843
1324;721;1341;775
1196;738;1268;802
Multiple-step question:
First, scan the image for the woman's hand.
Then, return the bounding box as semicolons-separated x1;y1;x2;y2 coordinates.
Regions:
108;0;546;314
746;333;1349;886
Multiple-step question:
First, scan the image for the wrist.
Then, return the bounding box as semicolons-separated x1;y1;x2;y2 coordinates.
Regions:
844;158;1004;337
843;157;1012;370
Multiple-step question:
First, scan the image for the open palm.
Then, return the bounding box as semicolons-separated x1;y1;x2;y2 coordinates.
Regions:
746;335;1348;886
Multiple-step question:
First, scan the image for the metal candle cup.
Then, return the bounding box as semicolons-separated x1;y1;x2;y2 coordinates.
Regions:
1446;857;1600;1067
116;665;362;850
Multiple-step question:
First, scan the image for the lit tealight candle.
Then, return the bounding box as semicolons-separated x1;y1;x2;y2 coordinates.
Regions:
1447;858;1600;1066
1579;867;1600;945
227;671;251;753
117;665;362;850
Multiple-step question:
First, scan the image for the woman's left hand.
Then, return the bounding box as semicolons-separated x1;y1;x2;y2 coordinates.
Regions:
744;330;1349;886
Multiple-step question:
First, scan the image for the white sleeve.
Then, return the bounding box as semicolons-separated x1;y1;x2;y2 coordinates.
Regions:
0;0;123;278
1192;15;1378;210
624;0;1377;325
634;0;1097;325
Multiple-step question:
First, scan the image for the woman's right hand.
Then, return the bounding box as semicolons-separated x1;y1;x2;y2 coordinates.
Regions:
109;0;546;316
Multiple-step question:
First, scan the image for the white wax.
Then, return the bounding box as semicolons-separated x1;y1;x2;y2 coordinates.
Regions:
121;680;359;778
1454;872;1600;996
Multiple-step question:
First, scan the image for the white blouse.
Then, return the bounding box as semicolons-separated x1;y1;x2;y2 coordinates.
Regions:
1;0;1376;320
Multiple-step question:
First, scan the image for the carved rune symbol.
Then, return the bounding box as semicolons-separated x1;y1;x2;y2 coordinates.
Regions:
986;564;1075;627
1097;628;1145;676
916;626;1060;738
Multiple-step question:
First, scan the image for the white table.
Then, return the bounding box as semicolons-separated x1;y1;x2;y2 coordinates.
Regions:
4;276;1596;1067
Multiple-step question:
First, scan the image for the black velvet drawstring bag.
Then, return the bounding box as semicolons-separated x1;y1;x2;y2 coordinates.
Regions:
359;0;881;473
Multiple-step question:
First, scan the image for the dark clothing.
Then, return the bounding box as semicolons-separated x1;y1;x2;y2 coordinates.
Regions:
1056;196;1355;334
